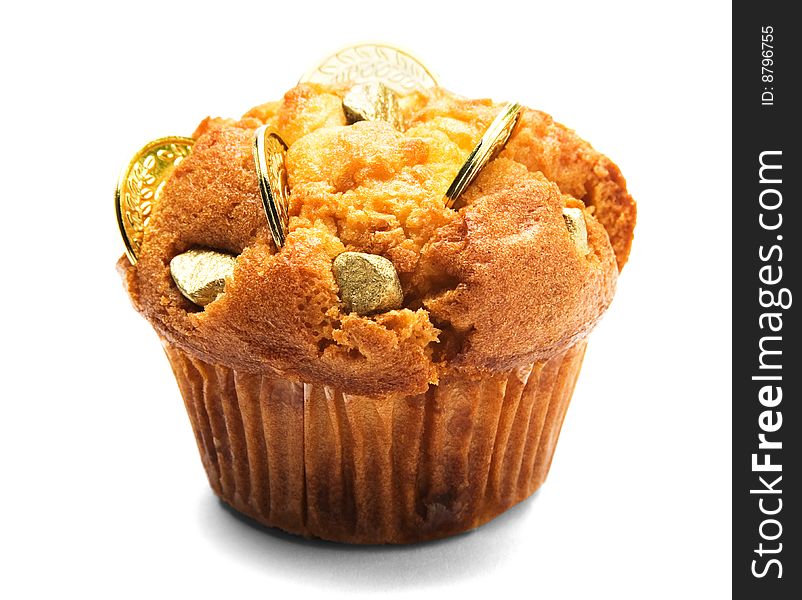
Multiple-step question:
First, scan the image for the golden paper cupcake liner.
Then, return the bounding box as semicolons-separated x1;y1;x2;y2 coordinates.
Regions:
163;339;587;544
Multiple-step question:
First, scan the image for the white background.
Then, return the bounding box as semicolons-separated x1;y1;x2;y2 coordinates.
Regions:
0;1;731;598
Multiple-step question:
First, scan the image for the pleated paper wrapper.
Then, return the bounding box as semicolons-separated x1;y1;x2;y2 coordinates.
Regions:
164;339;587;544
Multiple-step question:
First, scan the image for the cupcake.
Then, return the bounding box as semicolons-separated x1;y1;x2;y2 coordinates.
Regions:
117;72;635;543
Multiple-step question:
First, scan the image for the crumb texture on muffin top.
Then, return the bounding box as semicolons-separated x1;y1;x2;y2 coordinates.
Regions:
119;83;635;396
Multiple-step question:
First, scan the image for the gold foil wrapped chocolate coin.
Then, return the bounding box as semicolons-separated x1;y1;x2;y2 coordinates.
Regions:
562;207;590;255
300;43;438;95
253;125;291;247
444;102;522;209
170;249;237;306
333;252;404;315
342;82;403;130
116;137;194;264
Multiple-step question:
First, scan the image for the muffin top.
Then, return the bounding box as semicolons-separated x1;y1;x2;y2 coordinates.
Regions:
119;83;636;396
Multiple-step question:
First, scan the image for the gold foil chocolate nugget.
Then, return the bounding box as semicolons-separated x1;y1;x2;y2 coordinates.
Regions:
562;208;590;255
342;82;403;130
333;252;404;315
170;249;237;306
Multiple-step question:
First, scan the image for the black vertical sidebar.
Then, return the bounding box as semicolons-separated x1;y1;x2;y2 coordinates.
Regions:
733;3;799;599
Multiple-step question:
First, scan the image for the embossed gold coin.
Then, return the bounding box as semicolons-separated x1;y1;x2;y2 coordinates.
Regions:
300;43;438;95
253;125;291;247
444;102;522;209
116;137;194;264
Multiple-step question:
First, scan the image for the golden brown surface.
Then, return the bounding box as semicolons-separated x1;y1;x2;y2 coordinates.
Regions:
119;84;635;396
501;109;636;267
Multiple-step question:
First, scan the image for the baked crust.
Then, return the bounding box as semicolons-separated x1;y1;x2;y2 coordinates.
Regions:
119;84;634;396
501;109;636;268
